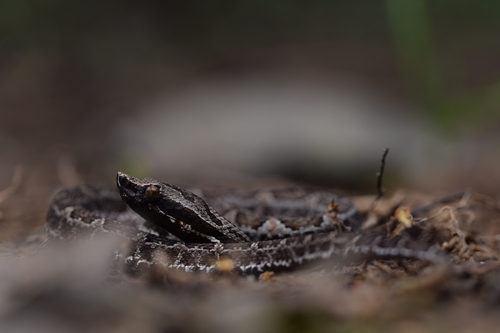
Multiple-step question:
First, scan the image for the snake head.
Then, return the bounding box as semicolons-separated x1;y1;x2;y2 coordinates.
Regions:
116;172;250;243
116;172;162;205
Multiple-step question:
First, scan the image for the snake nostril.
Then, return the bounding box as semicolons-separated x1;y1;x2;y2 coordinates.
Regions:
117;172;131;187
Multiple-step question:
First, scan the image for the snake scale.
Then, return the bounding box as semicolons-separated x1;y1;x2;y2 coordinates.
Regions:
46;172;443;275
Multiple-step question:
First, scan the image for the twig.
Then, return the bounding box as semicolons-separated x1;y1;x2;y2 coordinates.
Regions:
0;165;23;204
376;148;389;199
368;148;389;212
411;190;471;217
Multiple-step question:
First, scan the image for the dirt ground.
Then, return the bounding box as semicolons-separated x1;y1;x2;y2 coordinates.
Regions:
1;166;500;333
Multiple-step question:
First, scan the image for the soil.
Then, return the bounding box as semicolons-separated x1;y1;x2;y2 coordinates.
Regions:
1;169;500;333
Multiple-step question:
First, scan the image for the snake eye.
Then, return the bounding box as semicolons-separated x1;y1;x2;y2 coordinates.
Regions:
145;185;161;199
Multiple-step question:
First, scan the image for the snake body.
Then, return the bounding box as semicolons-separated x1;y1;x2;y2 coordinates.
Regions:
46;173;443;275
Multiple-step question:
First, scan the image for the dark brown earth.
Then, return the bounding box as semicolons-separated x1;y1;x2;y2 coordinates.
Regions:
2;169;500;333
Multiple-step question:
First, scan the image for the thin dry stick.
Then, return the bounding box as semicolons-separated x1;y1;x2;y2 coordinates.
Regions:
368;148;389;212
427;206;469;258
411;190;471;217
376;148;389;199
0;165;23;204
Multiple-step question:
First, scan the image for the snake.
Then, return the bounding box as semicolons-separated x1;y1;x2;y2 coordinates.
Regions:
46;172;444;275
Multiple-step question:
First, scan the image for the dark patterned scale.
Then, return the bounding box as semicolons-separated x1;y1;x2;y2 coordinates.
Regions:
46;173;446;275
201;188;363;241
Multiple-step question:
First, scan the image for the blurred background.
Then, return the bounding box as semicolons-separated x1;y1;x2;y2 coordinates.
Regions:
2;0;500;237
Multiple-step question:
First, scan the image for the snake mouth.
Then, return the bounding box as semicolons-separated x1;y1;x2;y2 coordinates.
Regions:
117;172;142;202
116;172;131;194
116;171;129;186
